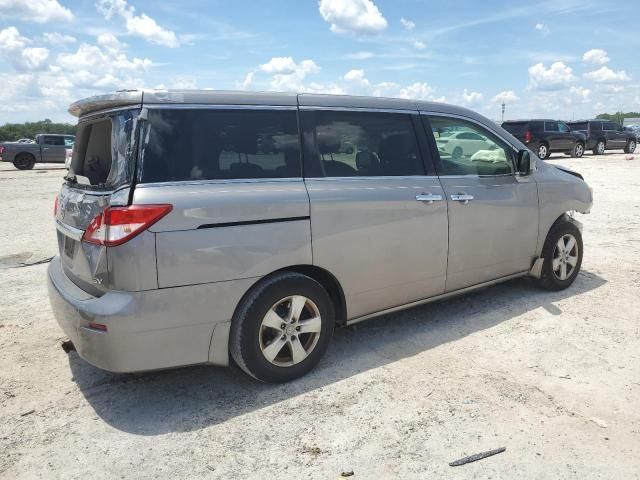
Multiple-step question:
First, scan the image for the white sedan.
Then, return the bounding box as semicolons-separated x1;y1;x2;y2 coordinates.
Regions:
436;131;495;159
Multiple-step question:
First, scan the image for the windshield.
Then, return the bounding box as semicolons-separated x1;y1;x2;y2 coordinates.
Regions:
66;109;138;190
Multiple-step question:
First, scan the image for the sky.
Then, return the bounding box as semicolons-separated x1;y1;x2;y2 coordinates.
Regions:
0;0;638;124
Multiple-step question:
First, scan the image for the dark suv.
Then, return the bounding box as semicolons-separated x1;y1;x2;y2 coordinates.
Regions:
567;120;637;155
502;119;586;159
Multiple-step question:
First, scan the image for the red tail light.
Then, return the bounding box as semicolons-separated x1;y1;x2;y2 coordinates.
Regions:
83;204;172;247
0;145;4;154
524;130;532;143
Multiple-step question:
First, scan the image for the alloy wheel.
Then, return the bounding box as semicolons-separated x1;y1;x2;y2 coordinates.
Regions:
552;234;579;281
575;144;584;157
258;295;322;367
538;145;547;159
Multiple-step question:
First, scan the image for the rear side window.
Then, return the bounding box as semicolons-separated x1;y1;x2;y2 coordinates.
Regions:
304;110;424;177
545;121;559;132
67;109;136;190
591;122;603;131
501;122;528;135
603;121;620;131
141;109;301;183
568;122;588;130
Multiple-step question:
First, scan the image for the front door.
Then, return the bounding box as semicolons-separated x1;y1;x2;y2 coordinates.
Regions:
42;136;67;163
425;114;539;292
301;108;449;319
557;121;574;151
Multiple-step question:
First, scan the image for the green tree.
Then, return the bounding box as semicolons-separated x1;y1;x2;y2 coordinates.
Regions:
0;120;76;142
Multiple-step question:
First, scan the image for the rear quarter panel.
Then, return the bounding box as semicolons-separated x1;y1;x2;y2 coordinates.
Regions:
134;179;312;288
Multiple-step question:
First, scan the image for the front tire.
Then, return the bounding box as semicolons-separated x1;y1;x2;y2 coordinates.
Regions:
572;142;585;158
13;153;35;170
593;140;605;155
537;219;583;291
624;140;636;154
230;272;335;383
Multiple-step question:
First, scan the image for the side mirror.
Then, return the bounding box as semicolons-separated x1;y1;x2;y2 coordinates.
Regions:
517;149;531;175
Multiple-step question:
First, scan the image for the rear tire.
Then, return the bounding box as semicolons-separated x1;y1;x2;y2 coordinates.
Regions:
593;140;605;155
624;140;636;154
229;272;335;383
537;143;550;159
13;153;35;170
537;219;583;291
452;146;463;160
571;142;585;158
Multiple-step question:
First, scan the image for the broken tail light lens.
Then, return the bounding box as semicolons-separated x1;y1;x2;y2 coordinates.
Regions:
82;204;172;247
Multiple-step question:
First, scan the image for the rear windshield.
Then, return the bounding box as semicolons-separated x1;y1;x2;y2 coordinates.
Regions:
501;122;528;135
140;109;301;183
568;122;588;131
67;109;137;190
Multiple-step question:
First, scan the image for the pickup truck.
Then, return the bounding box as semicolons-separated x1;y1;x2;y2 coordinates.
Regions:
0;134;75;170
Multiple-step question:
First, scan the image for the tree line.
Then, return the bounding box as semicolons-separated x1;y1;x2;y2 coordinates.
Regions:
0;119;76;142
595;112;640;123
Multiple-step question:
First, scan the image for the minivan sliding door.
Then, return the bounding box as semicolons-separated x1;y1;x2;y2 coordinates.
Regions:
301;109;448;320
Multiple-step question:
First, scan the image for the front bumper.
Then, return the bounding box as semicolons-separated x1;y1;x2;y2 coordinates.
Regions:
47;256;253;372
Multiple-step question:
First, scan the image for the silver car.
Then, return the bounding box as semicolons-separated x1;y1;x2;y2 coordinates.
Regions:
48;90;593;382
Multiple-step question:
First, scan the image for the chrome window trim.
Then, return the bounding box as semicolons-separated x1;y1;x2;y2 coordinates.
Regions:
299;105;418;115
420;110;520;178
305;175;440;181
136;177;305;188
144;104;298;111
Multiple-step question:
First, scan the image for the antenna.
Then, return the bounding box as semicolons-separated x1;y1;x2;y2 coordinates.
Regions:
501;102;506;122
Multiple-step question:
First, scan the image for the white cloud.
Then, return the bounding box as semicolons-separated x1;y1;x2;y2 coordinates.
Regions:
240;71;254;89
398;82;434;100
0;26;28;50
582;49;609;65
258;57;321;91
343;69;370;90
528;61;576;90
584;65;630;83
342;51;374;60
461;89;483;106
534;23;549;34
318;0;388;34
19;47;50;70
97;32;122;52
570;86;591;102
41;32;77;45
97;0;180;47
259;56;299;74
400;18;415;30
0;0;72;23
413;40;426;49
492;90;519;103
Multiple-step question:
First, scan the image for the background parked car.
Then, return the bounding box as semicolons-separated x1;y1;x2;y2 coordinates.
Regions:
567;120;636;155
625;125;640;141
0;134;75;170
501;119;586;159
435;130;498;159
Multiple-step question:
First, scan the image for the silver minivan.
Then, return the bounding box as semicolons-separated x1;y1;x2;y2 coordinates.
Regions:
48;90;593;382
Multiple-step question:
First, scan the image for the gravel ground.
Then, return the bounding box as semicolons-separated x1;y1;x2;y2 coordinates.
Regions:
0;153;639;479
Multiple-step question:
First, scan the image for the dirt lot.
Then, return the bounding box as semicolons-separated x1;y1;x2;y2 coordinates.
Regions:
1;153;639;479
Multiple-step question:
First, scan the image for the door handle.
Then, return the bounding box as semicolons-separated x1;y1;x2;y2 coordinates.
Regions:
415;193;443;204
450;193;474;204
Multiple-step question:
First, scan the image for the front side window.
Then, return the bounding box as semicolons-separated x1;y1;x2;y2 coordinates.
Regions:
307;111;424;177
429;116;514;176
141;109;301;183
603;121;620;131
558;122;570;133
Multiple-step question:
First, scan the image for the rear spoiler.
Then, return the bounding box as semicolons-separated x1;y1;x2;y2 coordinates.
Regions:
68;91;143;118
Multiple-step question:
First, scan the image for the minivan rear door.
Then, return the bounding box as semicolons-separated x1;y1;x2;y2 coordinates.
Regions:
55;109;139;294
